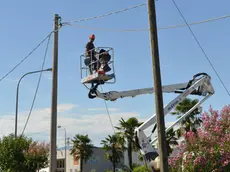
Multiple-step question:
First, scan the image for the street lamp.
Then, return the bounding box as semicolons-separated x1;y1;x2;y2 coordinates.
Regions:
15;68;52;137
58;125;67;172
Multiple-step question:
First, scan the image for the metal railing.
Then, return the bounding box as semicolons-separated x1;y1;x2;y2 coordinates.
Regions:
80;47;116;84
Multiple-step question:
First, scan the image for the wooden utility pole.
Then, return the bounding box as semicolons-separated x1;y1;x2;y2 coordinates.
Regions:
67;137;70;147
50;14;60;172
147;0;169;171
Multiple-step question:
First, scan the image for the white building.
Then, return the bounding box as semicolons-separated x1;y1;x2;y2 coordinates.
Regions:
40;146;145;172
40;146;80;172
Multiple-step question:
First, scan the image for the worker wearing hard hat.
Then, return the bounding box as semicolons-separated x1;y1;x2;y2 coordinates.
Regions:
85;34;97;73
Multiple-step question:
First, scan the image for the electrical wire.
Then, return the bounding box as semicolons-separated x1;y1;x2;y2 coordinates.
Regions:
25;96;116;137
21;33;52;136
66;13;230;32
0;2;142;83
25;97;117;137
62;3;146;26
0;31;53;83
171;0;230;97
100;85;116;134
159;13;230;30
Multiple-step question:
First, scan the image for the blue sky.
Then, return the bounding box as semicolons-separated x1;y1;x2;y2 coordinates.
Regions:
0;0;230;147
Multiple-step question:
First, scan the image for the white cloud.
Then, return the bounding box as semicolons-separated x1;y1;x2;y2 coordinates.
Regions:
0;104;177;147
0;104;141;145
57;104;77;112
0;104;77;136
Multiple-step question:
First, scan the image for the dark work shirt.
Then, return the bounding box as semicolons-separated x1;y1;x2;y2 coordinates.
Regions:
85;41;95;56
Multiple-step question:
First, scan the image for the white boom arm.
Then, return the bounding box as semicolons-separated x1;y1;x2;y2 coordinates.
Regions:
135;73;214;171
88;73;214;171
89;73;213;102
93;82;189;101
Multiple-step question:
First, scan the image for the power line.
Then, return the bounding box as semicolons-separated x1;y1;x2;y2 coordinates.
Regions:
0;2;143;83
25;107;116;137
159;13;230;30
62;2;146;26
21;33;52;136
171;0;230;97
100;85;116;134
26;87;117;137
68;13;230;32
0;31;53;83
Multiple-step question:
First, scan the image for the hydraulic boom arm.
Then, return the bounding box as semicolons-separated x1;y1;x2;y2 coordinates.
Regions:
88;73;214;171
135;73;214;171
89;73;214;101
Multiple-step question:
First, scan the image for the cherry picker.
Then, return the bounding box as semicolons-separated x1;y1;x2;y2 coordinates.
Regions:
80;47;215;171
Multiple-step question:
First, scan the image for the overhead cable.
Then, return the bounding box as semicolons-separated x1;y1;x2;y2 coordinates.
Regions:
68;13;230;32
0;3;143;83
26;89;117;136
0;31;53;83
62;3;146;26
21;33;52;136
100;85;116;134
171;0;230;96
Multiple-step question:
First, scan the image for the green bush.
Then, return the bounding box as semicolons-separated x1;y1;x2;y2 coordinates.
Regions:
133;165;152;172
104;169;128;172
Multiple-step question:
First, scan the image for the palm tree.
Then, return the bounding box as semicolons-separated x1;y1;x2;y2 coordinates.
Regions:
165;128;180;156
101;133;125;172
151;124;180;157
70;134;94;172
171;98;202;134
115;117;143;170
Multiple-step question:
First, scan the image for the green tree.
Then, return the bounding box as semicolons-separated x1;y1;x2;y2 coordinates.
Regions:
133;165;152;172
165;128;180;156
0;134;49;172
151;123;179;157
70;134;94;172
171;98;202;134
0;134;31;172
24;141;50;171
115;117;143;170
101;134;125;172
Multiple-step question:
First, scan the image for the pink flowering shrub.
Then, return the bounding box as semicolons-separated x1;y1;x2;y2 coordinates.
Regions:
25;141;49;157
168;105;230;172
24;141;50;170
